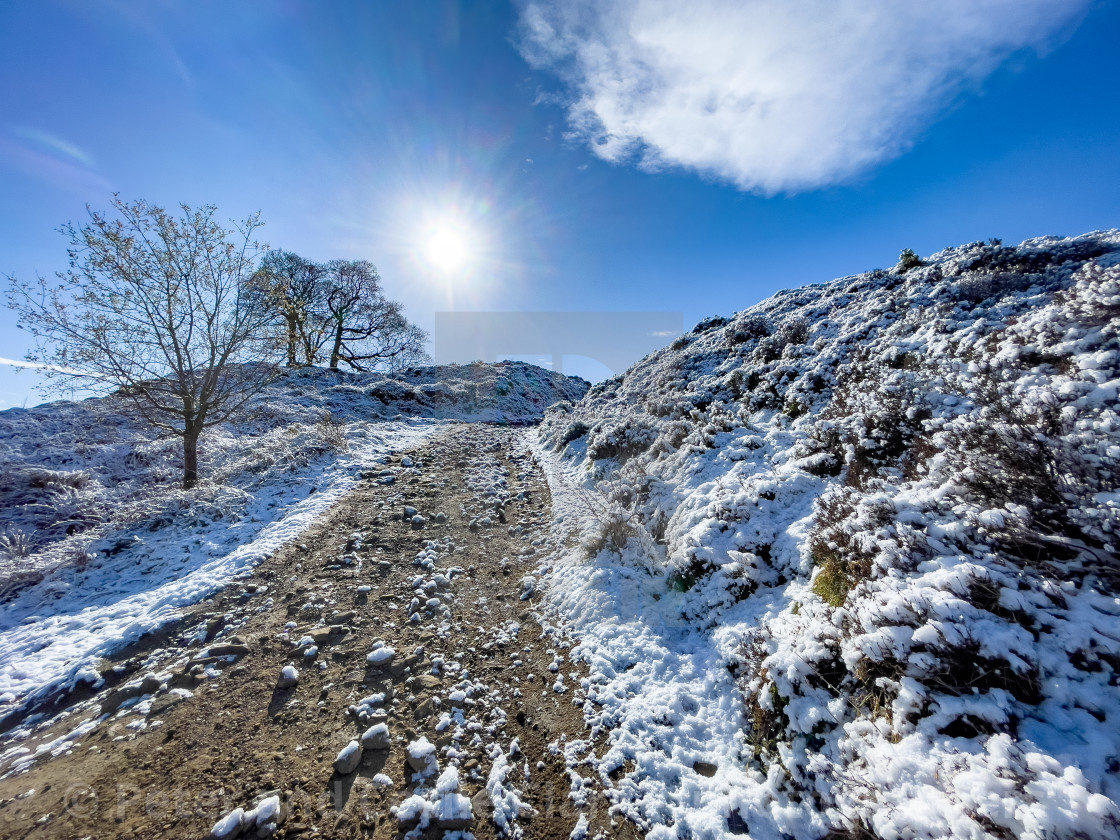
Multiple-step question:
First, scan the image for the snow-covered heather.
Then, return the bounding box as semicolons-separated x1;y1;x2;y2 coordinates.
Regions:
534;232;1120;839
0;361;586;722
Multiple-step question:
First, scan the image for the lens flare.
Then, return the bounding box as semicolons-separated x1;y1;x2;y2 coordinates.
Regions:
426;226;468;272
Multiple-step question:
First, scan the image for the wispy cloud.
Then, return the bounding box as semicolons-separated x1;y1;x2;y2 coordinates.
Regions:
10;126;96;168
516;0;1088;193
0;357;88;376
3;126;112;193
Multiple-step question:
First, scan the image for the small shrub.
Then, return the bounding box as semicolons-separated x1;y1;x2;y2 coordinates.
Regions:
811;558;851;607
582;507;636;557
547;400;573;415
691;315;729;334
954;270;1031;303
747;682;790;761
671;335;691;351
558;420;591;448
587;418;658;462
316;411;349;452
0;526;33;562
778;315;810;346
808;490;880;607
897;248;923;272
728;313;771;344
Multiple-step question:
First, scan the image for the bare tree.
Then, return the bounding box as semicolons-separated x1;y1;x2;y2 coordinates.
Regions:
6;196;280;488
320;259;428;372
255;250;325;367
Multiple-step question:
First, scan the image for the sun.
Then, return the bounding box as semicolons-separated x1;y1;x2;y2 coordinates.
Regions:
425;225;469;272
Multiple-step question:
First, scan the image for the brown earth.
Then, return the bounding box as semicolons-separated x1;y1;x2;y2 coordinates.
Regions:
0;425;637;840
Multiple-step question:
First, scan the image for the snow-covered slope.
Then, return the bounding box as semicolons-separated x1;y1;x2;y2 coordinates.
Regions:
534;233;1120;839
0;361;586;722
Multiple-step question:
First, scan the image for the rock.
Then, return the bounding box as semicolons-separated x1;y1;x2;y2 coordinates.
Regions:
148;689;191;716
366;646;396;666
100;684;143;713
360;723;391;750
207;643;250;658
693;761;718;778
205;615;228;641
139;675;162;694
209;806;245;839
277;665;299;689
412;674;441;692
405;736;438;776
309;628;333;645
328;611;355;625
403;506;418;518
411;515;426;528
245;794;285;836
334;740;363;775
434;793;473;830
434;512;447;524
470;789;493;817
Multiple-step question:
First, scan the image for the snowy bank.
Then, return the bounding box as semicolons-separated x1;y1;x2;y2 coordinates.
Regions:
534;232;1120;839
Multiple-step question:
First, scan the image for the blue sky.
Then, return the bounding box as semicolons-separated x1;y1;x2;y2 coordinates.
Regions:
2;0;1118;406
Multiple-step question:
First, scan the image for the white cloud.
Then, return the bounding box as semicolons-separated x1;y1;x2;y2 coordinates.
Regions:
517;0;1087;193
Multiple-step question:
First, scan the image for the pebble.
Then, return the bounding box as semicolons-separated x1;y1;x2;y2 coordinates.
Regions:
693;761;718;778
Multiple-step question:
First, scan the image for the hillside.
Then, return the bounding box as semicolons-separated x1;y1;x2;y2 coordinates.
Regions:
1;234;1118;840
534;232;1120;839
0;361;587;726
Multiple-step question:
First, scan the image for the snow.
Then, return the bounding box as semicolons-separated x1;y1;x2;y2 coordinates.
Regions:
366;646;396;665
392;765;473;831
277;665;299;689
533;232;1120;839
487;749;533;837
406;735;438;778
209;806;244;839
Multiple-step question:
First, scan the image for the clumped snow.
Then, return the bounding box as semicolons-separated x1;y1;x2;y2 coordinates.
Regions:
0;361;586;723
535;232;1120;839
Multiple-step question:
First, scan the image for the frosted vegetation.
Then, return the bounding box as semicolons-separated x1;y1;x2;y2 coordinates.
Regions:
536;232;1120;839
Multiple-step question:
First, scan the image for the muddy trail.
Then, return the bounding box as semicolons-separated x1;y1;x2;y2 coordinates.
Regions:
0;425;633;840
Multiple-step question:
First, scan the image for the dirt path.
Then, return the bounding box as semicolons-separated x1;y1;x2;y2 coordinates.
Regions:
0;425;632;840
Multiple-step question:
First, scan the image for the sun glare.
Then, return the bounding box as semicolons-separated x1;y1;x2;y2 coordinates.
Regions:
426;225;469;272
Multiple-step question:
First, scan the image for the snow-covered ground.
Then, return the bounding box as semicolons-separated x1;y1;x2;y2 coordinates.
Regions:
0;361;587;725
533;232;1120;839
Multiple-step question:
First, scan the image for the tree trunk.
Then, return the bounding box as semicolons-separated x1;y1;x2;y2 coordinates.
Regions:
329;318;344;370
286;314;298;367
183;425;201;489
